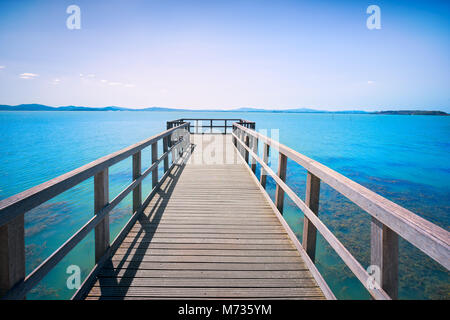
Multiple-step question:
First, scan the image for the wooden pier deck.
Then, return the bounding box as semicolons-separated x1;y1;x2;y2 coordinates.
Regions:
1;119;448;300
85;135;326;299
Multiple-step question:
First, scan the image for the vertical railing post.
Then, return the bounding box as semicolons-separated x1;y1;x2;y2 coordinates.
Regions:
132;151;142;213
260;143;270;188
240;131;246;158
371;218;399;299
163;136;169;173
171;133;178;163
224;120;227;134
94;168;109;263
251;136;258;173
274;153;287;214
236;128;241;154
232;125;236;146
0;215;25;298
196;120;199;134
302;171;321;262
244;135;250;164
186;125;191;149
152;142;158;188
210;120;213;133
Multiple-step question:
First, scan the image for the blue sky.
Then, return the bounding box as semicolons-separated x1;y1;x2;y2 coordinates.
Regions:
0;0;449;111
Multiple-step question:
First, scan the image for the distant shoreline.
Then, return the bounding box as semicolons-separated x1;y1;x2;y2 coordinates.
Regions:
0;104;447;116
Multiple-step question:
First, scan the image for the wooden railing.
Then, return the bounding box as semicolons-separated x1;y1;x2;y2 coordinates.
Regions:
0;124;191;299
232;122;450;300
167;118;255;134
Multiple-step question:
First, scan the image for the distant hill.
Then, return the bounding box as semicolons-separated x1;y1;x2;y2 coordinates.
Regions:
0;104;182;112
0;104;56;111
230;107;369;114
374;110;448;116
0;104;447;115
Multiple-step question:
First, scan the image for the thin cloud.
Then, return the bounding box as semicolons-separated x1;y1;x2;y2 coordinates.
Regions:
52;78;61;85
367;80;375;85
124;84;135;88
108;82;122;86
0;66;5;69
20;73;39;79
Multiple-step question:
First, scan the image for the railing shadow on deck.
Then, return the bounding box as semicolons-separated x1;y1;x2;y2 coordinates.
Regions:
96;149;193;299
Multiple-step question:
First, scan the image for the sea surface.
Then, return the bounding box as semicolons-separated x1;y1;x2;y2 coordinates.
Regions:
0;111;448;300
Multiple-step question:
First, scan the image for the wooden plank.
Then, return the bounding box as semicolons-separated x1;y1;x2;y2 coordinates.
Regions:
103;261;306;271
98;269;312;279
110;255;303;264
0;214;25;298
302;171;321;262
120;238;291;245
131;225;286;231
113;248;297;256
87;287;324;298
92;277;316;288
117;242;294;250
371;217;399;299
94;168;109;263
275;152;287;214
132;151;142;213
126;232;289;239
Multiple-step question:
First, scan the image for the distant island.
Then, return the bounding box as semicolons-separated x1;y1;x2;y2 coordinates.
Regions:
373;110;448;116
0;104;447;115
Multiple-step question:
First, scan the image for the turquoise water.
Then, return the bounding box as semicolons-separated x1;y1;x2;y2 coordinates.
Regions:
0;111;448;299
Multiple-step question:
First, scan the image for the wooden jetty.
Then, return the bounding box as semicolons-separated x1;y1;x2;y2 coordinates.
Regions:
0;119;448;300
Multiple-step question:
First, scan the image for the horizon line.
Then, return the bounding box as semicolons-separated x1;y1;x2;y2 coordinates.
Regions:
0;103;449;113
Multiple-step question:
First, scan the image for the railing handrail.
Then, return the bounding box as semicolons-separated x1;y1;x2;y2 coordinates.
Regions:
0;123;189;227
167;118;255;135
232;122;450;299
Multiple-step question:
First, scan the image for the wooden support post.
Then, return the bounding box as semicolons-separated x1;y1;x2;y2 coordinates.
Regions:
0;214;25;298
371;218;399;299
152;142;158;188
244;135;250;164
274;153;287;214
94;168;109;263
260;143;270;188
240;131;245;158
132;151;142;213
302;171;321;262
251;137;258;173
232;126;236;146
163;136;169;173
